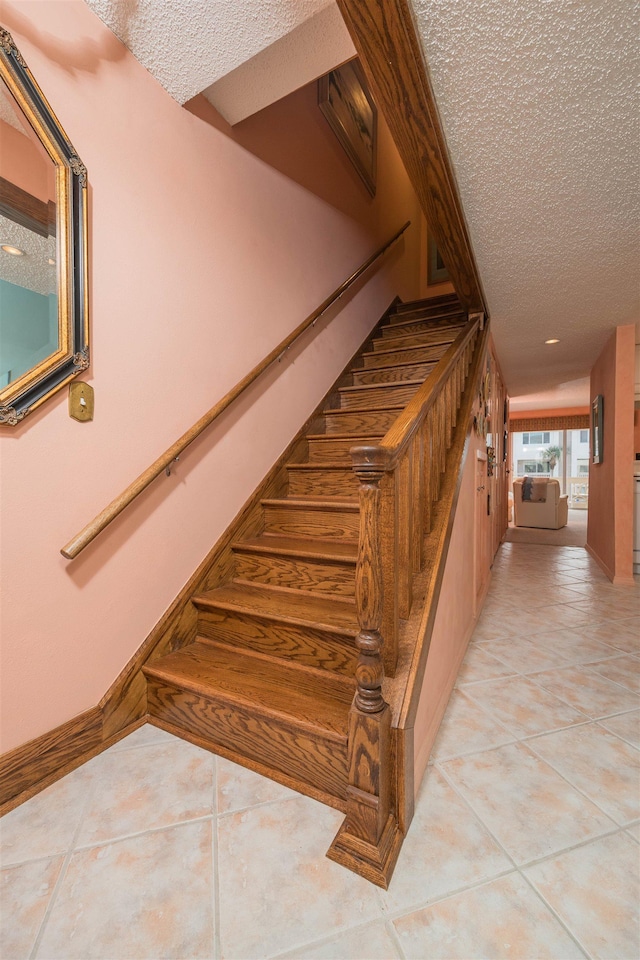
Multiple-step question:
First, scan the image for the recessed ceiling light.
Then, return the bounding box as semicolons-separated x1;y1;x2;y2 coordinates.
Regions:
1;244;24;256
545;338;560;344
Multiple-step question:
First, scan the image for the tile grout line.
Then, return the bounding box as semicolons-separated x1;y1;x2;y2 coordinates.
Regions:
28;772;98;960
521;735;638;829
211;756;222;960
385;917;408;960
518;868;594;960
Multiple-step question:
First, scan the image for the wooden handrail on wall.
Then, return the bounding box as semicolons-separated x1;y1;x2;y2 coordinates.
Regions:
328;312;483;887
60;221;411;560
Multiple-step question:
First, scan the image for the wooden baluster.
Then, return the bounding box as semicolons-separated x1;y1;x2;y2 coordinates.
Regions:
411;431;423;572
327;448;403;888
397;447;413;618
422;410;433;537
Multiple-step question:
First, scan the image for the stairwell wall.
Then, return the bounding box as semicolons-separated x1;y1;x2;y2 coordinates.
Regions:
586;324;635;583
412;336;507;787
0;0;425;752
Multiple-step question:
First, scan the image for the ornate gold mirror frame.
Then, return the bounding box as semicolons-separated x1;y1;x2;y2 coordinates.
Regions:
0;28;88;426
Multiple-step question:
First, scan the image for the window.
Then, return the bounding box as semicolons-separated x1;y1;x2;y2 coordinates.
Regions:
580;430;589;443
522;432;550;445
518;460;550;475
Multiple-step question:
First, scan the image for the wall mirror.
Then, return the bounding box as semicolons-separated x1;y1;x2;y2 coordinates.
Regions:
0;28;88;426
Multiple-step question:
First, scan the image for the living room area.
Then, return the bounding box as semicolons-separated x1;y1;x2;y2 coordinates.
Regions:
507;421;591;547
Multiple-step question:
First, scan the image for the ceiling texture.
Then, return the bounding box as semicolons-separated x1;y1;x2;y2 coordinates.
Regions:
85;0;639;407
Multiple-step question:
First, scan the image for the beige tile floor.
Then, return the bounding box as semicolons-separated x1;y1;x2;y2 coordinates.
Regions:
1;542;639;959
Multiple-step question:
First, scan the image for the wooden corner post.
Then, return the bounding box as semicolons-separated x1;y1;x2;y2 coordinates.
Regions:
327;446;403;888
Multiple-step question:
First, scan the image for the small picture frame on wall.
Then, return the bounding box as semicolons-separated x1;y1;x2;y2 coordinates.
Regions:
318;61;377;197
427;234;449;285
591;394;604;463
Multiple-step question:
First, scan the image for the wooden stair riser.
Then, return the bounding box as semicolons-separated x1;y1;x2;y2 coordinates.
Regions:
146;680;349;802
389;303;461;323
380;318;465;339
351;361;436;385
362;344;449;368
287;466;359;497
262;499;360;538
338;382;420;410
371;331;456;352
307;437;378;465
233;549;356;596
197;608;358;676
322;408;403;434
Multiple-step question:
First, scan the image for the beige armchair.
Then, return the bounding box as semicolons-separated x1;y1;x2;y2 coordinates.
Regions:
513;479;568;529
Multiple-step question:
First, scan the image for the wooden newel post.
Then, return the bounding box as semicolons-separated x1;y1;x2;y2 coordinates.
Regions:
327;446;403;888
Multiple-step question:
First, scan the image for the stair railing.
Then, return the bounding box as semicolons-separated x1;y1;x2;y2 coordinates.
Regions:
60;221;410;560
328;312;483;887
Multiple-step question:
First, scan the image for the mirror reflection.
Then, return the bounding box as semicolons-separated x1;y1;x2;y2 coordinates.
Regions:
0;76;58;388
0;27;88;426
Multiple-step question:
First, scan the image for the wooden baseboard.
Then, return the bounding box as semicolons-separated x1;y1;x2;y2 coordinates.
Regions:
0;711;147;816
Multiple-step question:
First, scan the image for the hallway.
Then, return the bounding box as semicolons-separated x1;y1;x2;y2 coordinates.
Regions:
1;542;638;959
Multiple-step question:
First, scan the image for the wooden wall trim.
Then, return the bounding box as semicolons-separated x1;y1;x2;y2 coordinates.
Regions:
509;414;590;432
336;0;487;314
1;708;98;814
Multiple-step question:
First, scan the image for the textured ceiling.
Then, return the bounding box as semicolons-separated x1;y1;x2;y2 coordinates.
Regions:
0;214;56;296
413;0;639;402
85;0;336;105
84;1;638;403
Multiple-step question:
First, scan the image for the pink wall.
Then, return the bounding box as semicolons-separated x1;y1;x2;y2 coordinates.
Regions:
412;431;478;782
586;325;635;583
0;0;425;752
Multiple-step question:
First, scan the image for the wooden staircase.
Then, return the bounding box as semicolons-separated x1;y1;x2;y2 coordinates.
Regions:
142;292;481;884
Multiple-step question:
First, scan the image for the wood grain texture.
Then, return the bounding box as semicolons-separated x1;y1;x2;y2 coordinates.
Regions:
327;705;402;889
262;496;360;536
286;464;360;497
362;343;451;368
0;708;102;813
352;360;437;385
322;406;405;434
336;0;486;313
338;381;422;410
380;317;465;339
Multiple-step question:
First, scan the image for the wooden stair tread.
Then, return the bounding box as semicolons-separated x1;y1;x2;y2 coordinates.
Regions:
368;334;456;355
338;379;423;394
144;641;351;739
352;359;436;375
287;460;353;470
379;313;467;337
193;580;358;631
361;344;450;363
261;496;359;511
306;433;384;440
235;535;358;562
322;404;404;415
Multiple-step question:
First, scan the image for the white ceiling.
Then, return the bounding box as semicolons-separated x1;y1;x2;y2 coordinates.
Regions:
85;0;341;105
413;0;639;404
84;0;639;406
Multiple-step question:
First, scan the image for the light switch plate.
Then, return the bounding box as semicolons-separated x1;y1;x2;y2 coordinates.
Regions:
69;382;94;422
